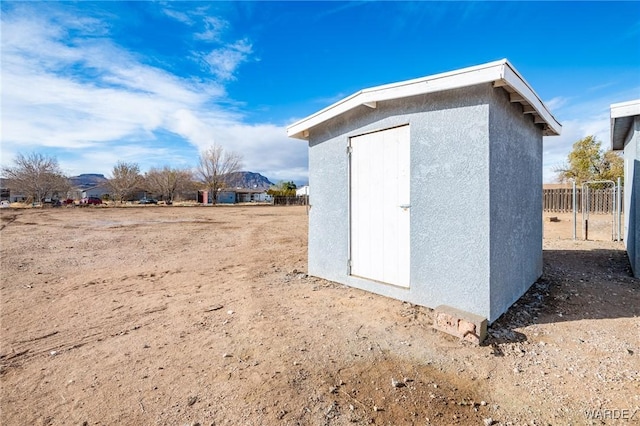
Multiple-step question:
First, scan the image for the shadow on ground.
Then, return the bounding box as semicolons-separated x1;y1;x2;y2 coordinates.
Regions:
486;247;638;345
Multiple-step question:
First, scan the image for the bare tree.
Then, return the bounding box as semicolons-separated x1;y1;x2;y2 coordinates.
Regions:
144;166;193;202
107;161;142;203
1;152;69;203
196;145;243;204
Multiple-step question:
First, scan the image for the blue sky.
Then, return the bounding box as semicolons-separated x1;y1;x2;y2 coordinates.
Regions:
1;1;639;184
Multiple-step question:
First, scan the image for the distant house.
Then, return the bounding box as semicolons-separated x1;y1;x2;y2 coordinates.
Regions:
0;179;23;202
611;99;640;278
217;190;236;204
0;187;26;203
82;185;110;199
202;188;272;204
287;59;561;325
235;188;271;203
296;185;309;197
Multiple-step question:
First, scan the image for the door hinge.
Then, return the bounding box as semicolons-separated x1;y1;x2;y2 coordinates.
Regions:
346;145;353;155
347;259;352;275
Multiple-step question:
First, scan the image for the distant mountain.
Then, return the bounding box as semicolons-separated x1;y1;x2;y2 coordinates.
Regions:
225;171;274;189
69;174;108;189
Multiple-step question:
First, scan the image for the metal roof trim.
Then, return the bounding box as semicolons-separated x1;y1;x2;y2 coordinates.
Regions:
287;59;561;140
610;99;640;151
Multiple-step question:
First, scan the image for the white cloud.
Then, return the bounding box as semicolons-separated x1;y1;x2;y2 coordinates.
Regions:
161;8;194;26
161;6;230;44
542;117;609;183
586;81;616;93
203;122;308;183
0;5;307;183
200;39;253;80
195;16;229;42
160;7;253;82
166;110;308;182
541;90;633;183
544;96;570;111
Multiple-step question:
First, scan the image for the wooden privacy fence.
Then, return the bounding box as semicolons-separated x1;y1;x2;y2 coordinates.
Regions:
543;188;623;214
273;195;308;206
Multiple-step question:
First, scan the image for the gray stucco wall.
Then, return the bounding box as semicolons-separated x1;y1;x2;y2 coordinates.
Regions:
308;83;543;322
488;89;544;321
623;116;640;277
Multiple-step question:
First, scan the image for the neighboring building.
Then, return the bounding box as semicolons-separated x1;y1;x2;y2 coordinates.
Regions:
287;59;561;323
0;179;26;202
206;188;272;204
82;185;110;199
217;190;236;204
197;190;210;204
296;185;309;197
235;188;271;203
3;190;27;203
611;99;640;278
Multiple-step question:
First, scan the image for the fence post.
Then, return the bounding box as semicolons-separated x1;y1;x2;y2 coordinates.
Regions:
582;183;587;240
304;188;309;216
572;180;577;240
617;176;622;241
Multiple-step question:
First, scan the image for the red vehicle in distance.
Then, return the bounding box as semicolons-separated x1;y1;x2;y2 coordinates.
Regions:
80;197;103;205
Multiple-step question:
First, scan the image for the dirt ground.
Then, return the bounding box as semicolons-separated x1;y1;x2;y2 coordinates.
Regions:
1;206;638;425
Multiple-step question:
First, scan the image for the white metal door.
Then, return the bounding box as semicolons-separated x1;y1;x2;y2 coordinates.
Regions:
350;125;410;288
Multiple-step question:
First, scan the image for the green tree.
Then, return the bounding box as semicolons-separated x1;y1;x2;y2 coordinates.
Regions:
556;135;623;184
108;161;142;203
599;150;624;182
267;180;297;197
1;152;69;203
196;145;243;204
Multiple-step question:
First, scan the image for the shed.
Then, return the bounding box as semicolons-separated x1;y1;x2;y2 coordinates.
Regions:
611;99;640;278
287;59;561;323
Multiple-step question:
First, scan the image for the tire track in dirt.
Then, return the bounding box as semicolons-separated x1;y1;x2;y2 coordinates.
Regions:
1;267;187;375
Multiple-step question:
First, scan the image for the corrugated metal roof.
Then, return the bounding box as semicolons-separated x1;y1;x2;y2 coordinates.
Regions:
287;59;562;140
611;99;640;151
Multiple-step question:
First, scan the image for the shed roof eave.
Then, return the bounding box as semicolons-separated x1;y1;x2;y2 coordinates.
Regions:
610;99;640;151
286;59;561;140
500;62;561;136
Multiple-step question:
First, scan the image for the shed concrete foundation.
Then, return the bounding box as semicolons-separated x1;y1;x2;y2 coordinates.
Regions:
433;305;488;345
